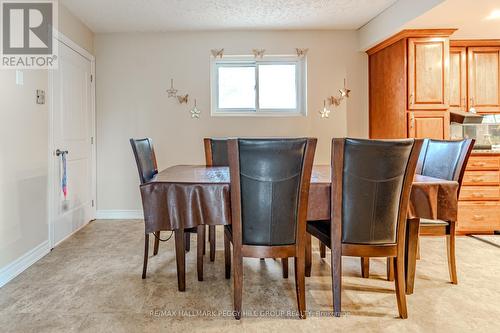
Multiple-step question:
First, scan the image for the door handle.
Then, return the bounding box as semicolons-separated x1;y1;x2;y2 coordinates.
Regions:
55;149;68;156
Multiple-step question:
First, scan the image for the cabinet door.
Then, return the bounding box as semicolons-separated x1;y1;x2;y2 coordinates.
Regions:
449;47;467;112
407;111;450;139
408;37;449;110
468;47;500;113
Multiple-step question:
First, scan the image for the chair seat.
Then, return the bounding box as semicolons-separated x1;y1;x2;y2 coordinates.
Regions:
419;219;449;226
306;220;331;249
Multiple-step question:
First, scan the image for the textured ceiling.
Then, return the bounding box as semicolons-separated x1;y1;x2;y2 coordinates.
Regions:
60;0;398;33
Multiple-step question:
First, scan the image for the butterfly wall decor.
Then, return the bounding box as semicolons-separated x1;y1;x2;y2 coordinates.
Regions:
296;48;309;57
322;79;351;118
211;48;224;59
252;49;265;59
177;94;189;104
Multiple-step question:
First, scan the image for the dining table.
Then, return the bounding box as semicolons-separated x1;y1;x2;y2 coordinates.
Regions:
140;164;459;294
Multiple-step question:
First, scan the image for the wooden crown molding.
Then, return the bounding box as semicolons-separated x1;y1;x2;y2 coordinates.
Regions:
366;29;458;55
450;39;500;47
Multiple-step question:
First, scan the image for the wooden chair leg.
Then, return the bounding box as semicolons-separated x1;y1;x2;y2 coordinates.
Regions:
361;257;370;278
233;252;243;320
294;256;306;319
416;239;421;260
174;229;186;291
185;232;190;252
447;221;458;284
305;233;312;277
331;248;342;317
203;226;206;255
224;230;231;279
197;225;205;281
142;234;149;279
209;225;216;262
153;232;160;256
320;241;326;258
387;257;395;281
394;255;408;319
282;258;289;279
405;218;420;294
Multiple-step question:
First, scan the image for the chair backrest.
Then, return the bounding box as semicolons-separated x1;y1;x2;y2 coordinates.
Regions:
335;138;422;245
228;138;316;246
130;138;158;184
417;139;474;187
204;138;229;166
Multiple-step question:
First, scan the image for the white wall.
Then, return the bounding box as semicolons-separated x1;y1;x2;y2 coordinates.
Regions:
0;4;94;286
95;30;368;212
0;70;49;270
358;0;444;51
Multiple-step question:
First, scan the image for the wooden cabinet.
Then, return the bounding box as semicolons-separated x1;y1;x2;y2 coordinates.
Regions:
458;201;500;233
407;111;450;139
449;47;467;112
467;47;500;113
368;30;455;140
458;153;500;233
408;38;449;110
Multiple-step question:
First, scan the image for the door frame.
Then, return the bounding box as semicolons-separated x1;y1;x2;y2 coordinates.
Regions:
48;30;96;249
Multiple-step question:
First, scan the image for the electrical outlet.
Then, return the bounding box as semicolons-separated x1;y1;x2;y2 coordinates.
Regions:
36;89;45;104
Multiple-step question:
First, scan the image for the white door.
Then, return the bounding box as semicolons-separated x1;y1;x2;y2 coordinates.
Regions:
50;39;95;247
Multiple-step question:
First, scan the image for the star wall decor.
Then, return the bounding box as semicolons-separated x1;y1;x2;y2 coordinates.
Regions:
190;99;201;119
324;78;351;116
166;78;178;98
319;100;331;119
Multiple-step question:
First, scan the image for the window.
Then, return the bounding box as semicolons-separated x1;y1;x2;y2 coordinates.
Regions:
211;56;306;116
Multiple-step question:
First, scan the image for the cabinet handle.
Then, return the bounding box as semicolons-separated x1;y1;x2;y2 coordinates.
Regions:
409;94;414;105
471;193;485;198
409;113;415;129
471;177;484;182
472;215;485;221
470;97;475;106
472;162;486;167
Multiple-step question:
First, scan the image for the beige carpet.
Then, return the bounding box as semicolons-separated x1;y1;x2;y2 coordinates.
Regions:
0;220;499;332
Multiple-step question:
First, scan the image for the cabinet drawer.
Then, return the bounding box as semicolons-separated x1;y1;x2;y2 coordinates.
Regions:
459;186;500;200
458;202;500;232
466;156;500;170
463;171;500;185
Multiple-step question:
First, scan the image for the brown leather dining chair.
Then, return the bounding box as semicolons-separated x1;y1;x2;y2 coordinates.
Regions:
225;138;317;319
130;138;206;287
306;138;422;318
203;138;228;265
391;138;474;292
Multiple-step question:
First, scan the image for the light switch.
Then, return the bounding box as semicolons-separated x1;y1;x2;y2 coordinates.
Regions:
36;90;45;104
16;70;23;85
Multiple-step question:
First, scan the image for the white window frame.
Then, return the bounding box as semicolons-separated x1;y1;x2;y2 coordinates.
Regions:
210;55;307;117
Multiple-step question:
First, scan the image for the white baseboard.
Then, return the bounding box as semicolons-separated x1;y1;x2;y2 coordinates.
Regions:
96;210;144;219
0;241;50;288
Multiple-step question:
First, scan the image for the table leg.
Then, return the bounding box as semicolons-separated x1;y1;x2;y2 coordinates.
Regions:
361;257;370;278
174;229;186;291
405;218;420;295
197;225;205;281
